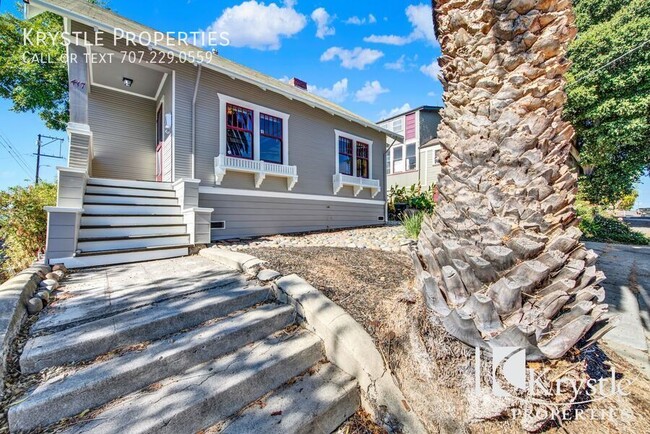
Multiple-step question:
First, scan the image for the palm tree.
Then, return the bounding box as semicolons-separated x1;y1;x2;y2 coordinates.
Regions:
411;0;616;360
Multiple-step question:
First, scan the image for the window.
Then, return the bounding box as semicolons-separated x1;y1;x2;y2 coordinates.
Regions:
386;152;391;175
226;104;254;159
433;150;439;165
356;142;369;179
338;136;354;176
260;113;283;164
406;144;416;170
392;118;404;133
393;146;404;173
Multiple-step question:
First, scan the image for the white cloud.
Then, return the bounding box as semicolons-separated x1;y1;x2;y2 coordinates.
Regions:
320;46;384;70
311;7;335;39
427;91;436;97
307;78;349;102
364;3;438;47
379;103;411;120
420;59;441;79
384;55;406;71
345;14;377;25
354;80;389;103
202;0;307;50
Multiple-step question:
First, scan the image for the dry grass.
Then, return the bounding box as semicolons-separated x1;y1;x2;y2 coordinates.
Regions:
243;246;650;434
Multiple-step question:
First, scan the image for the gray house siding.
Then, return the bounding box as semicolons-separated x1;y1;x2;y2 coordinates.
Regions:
200;194;384;240
88;87;156;180
419;110;442;145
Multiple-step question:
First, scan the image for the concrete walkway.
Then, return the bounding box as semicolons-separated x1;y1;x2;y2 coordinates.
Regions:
586;242;650;378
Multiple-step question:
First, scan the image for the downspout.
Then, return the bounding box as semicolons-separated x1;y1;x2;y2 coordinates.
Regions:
191;64;202;180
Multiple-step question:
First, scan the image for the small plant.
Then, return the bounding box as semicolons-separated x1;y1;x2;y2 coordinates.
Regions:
576;194;650;245
401;212;425;240
388;183;436;216
0;182;57;279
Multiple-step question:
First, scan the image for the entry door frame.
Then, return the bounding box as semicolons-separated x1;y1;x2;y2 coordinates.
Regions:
155;99;164;182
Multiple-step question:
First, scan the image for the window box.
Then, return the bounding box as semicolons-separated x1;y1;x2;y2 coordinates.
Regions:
333;173;381;198
214;155;298;190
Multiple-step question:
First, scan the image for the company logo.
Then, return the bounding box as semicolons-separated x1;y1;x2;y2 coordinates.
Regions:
475;347;632;406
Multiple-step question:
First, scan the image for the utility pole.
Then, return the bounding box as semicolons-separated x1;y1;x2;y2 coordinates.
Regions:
34;135;65;184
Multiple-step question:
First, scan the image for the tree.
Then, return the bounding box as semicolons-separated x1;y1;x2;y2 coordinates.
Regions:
616;190;638;211
566;0;650;205
0;182;57;279
0;1;107;131
411;0;614;361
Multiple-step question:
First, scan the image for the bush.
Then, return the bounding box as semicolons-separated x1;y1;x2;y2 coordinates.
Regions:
388;184;436;215
401;212;425;240
579;212;650;245
0;182;57;279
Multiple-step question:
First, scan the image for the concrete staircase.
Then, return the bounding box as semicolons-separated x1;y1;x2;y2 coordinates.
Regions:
53;178;192;268
8;262;359;433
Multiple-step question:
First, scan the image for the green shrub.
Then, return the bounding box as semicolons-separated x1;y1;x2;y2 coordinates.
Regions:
0;182;57;279
579;212;650;245
401;212;425;240
389;183;436;214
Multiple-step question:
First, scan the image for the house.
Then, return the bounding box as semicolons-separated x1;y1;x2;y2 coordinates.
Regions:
378;106;443;190
30;0;401;268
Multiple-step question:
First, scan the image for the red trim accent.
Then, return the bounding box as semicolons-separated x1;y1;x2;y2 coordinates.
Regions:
260;112;283;164
226;103;254;160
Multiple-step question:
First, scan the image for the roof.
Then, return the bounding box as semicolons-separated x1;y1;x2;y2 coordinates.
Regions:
26;0;403;141
377;105;442;124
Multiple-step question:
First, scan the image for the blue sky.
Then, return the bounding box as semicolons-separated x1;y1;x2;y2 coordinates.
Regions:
0;0;648;208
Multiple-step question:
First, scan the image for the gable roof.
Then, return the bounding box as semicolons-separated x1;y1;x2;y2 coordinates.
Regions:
25;0;403;141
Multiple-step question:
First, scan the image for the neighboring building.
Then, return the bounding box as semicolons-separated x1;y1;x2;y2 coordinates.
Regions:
378;106;443;190
31;0;401;268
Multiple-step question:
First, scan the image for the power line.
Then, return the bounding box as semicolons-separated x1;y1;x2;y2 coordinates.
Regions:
0;133;33;176
0;134;34;181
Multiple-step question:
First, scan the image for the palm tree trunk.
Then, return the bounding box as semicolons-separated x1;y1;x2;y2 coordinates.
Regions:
412;0;616;360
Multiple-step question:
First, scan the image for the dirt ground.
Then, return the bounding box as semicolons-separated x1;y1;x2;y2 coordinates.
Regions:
241;246;650;434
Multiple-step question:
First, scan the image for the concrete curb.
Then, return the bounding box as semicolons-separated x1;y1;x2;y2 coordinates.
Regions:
275;274;427;433
199;247;265;273
0;263;50;397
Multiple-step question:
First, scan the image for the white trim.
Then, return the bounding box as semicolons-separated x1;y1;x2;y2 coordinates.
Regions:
154;73;168;101
171;70;177;182
173;178;201;187
26;0;402;142
91;81;157;101
44;207;84;214
199;186;385;206
334;129;374;179
67;122;92;136
217;93;290;165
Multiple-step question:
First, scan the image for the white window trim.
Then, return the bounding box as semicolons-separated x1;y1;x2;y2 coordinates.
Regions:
333;130;380;198
217;93;290;165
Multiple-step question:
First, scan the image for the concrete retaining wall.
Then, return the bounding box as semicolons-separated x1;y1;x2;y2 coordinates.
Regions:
0;263;50;397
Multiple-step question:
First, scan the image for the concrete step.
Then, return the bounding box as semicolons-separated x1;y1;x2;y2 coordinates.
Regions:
32;268;245;334
219;363;359;434
59;329;323;434
85;185;176;198
83;194;179;206
22;285;271;373
87;178;173;190
77;234;190;252
48;245;189;269
81;214;183;226
83;204;182;216
79;224;188;238
9;304;296;432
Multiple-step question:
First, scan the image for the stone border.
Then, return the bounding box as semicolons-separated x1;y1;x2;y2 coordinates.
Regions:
0;263;50;397
199;247;265;274
201;247;426;433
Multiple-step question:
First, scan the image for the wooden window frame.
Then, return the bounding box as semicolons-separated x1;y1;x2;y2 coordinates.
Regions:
338;136;354;176
259;112;283;164
356;142;369;179
225;103;255;160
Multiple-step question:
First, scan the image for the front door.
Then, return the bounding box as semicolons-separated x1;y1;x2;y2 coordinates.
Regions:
155;103;164;182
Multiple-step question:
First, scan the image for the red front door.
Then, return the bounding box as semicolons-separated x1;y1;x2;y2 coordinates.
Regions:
155;104;164;182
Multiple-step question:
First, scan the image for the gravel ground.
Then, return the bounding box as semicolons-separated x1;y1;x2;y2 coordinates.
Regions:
218;225;412;253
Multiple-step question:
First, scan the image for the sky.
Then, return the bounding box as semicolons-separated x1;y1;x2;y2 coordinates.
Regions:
0;0;648;208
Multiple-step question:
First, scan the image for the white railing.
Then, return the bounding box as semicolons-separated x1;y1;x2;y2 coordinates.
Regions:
333;173;381;198
214;155;298;190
